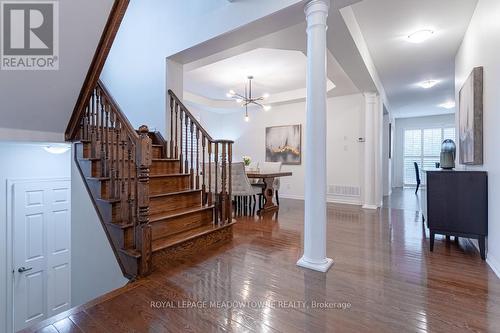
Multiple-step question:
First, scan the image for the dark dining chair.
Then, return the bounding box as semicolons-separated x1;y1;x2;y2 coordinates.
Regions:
414;162;421;194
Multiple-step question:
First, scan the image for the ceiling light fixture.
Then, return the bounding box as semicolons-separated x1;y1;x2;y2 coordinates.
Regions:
43;145;71;154
418;80;439;89
407;29;434;43
227;76;271;121
439;101;456;109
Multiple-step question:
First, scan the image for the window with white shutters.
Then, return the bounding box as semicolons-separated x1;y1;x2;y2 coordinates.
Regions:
403;127;456;185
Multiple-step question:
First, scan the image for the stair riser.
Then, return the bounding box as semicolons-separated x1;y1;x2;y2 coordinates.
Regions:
90;160;180;178
90;160;136;178
81;142;162;159
107;224;135;249
151;160;180;175
110;191;202;220
152;225;233;267
150;191;202;215
97;175;191;199
151;209;213;241
152;146;162;159
150;175;191;195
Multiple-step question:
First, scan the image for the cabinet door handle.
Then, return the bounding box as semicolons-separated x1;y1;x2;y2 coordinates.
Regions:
18;267;33;273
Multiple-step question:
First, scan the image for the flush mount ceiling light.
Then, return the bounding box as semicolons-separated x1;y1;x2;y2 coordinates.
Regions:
439;101;456;109
418;80;439;89
407;29;435;43
43;145;70;154
227;76;271;121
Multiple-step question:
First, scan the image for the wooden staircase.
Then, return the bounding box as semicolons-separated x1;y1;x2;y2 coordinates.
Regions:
69;81;234;279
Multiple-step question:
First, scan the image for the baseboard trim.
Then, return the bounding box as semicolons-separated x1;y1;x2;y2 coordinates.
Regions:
487;254;500;279
279;194;362;206
466;238;499;280
297;256;334;272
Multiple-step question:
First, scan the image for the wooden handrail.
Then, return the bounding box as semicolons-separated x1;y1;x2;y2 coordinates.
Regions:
65;0;129;141
168;89;215;142
96;80;138;140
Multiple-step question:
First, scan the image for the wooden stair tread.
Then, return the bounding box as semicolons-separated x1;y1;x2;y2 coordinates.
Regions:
97;189;201;204
149;189;201;199
118;248;141;258
105;221;134;229
152;222;235;252
86;173;189;181
150;205;214;223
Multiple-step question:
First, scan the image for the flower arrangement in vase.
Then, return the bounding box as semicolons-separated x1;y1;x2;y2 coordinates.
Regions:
242;156;252;166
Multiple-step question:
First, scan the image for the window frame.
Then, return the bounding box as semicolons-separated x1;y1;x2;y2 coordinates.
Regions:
403;126;456;186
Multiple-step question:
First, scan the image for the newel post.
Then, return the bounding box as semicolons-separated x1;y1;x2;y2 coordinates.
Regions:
136;125;152;275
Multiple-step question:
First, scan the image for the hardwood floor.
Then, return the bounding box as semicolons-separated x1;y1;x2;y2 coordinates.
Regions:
22;198;500;333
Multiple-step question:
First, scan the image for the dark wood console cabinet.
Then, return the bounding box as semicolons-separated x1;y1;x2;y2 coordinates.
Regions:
422;170;488;259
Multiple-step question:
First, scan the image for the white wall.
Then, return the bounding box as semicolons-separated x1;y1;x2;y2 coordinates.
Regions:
191;94;366;204
455;0;500;276
0;142;71;333
393;114;455;188
71;158;128;307
0;0;114;139
101;0;303;135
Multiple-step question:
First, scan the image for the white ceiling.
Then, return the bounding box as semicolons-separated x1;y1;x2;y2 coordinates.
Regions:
184;47;342;111
351;0;478;118
185;48;310;99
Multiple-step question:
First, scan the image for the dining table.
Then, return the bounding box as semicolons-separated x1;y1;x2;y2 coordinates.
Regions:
246;171;292;217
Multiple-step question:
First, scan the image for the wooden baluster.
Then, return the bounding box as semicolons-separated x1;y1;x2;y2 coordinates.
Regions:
109;112;116;199
221;142;227;224
174;103;179;159
95;88;100;143
208;141;213;206
201;135;206;204
120;128;127;223
136;125;152;276
169;95;174;158
179;108;183;173
184;114;189;174
104;98;110;178
90;91;97;158
99;90;105;177
228;142;232;219
196;129;200;190
214;143;219;223
127;138;133;226
190;120;194;189
114;119;120;199
83;106;89;141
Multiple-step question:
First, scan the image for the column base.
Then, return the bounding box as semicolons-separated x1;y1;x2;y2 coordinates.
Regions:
362;204;378;210
297;256;334;272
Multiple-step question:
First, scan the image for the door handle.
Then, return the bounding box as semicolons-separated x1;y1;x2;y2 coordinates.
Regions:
18;267;33;273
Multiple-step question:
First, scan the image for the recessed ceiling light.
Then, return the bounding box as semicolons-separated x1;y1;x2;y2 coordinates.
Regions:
439;101;455;109
263;105;271;111
407;29;434;43
418;80;439;89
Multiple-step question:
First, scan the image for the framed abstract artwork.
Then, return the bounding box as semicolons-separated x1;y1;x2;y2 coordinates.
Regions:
459;66;483;165
265;125;302;165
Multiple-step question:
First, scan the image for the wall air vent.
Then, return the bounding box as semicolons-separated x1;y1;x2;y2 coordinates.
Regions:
328;185;361;197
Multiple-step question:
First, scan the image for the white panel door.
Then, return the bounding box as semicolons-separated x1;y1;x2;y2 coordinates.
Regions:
13;180;71;332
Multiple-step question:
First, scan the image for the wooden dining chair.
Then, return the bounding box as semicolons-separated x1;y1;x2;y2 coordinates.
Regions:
414;162;421;194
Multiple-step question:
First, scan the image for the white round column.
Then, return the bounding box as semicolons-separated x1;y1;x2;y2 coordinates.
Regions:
297;0;333;273
362;92;380;209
